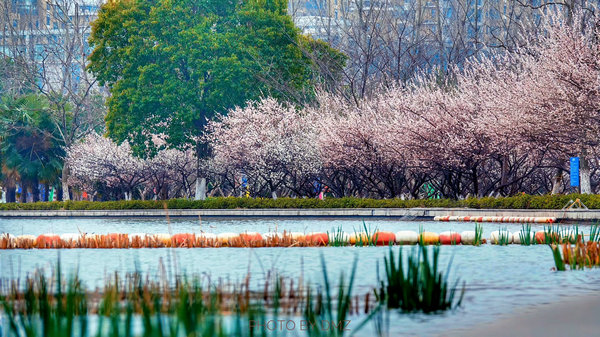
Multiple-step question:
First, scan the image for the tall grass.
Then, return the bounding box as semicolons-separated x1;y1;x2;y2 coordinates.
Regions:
353;221;378;247
589;225;600;242
474;223;484;246
302;255;374;337
328;226;349;247
518;224;535;245
543;225;562;245
0;257;381;337
496;227;511;246
551;239;600;271
375;246;464;313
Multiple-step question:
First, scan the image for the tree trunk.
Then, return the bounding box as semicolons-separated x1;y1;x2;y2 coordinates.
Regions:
44;183;50;201
57;184;64;201
272;191;278;200
471;167;479;197
500;155;509;196
6;186;16;203
551;168;563;195
62;166;70;201
19;182;27;203
580;151;591;194
160;184;169;200
195;178;206;200
32;178;40;202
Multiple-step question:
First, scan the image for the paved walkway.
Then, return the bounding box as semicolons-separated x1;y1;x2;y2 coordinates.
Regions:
443;294;600;337
0;207;598;221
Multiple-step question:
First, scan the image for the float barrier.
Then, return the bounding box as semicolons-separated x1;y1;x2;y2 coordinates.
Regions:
434;216;556;223
0;227;596;249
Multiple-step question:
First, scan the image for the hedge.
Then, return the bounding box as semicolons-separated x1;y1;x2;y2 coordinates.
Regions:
0;194;596;210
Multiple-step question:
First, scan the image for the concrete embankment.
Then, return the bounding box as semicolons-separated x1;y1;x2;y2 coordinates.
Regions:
0;208;599;221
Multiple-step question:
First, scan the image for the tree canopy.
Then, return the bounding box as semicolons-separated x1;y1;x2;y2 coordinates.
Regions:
0;95;65;202
88;0;345;156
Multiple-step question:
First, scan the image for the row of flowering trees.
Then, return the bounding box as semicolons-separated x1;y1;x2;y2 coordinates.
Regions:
65;12;600;200
67;134;196;200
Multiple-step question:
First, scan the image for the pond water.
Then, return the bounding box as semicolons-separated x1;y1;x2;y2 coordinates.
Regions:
1;217;600;336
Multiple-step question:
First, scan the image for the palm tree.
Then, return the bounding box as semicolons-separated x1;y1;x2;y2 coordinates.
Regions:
0;95;65;202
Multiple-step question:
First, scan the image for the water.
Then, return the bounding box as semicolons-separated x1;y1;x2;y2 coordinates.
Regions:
1;217;600;336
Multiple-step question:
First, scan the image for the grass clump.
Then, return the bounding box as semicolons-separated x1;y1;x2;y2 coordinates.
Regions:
551;238;600;271
496;227;511;246
353;221;378;247
375;246;464;313
473;224;484;246
518;224;535;245
589;225;600;242
327;226;349;247
0;257;380;337
303;255;373;337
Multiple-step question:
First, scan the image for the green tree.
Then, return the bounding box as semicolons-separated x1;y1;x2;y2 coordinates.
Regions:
88;0;345;198
0;95;65;202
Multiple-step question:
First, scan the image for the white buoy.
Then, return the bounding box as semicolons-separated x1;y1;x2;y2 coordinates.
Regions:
197;233;217;240
490;230;512;244
216;232;238;243
460;231;476;245
263;232;283;240
511;231;534;244
394;231;419;244
129;233;150;242
60;233;81;242
287;232;305;240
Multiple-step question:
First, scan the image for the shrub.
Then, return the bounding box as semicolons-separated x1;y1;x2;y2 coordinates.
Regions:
0;194;598;210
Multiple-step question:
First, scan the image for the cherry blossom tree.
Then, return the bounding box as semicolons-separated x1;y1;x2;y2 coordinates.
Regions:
207;98;321;198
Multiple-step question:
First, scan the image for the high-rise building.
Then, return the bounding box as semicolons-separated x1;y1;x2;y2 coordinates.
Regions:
0;0;102;91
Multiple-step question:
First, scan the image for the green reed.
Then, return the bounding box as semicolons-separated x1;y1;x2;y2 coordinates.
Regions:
589;225;600;242
518;224;535;245
496;227;511;246
328;226;349;247
354;221;378;247
0;256;379;337
473;223;483;246
375;245;464;313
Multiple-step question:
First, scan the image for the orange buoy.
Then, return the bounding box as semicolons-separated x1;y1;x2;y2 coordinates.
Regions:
36;234;61;248
439;231;461;245
372;231;396;245
172;233;195;246
1;233;16;249
239;232;263;244
534;231;546;244
420;232;440;245
304;232;329;245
